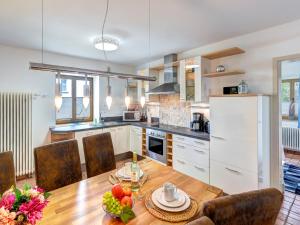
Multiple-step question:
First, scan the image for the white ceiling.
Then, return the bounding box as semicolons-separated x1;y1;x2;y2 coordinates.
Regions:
1;0;300;66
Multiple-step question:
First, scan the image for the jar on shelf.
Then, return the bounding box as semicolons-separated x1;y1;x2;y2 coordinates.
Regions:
238;80;248;94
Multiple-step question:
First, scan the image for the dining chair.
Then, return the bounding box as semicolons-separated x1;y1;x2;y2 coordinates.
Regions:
0;151;16;194
34;140;82;192
187;188;283;225
83;132;116;178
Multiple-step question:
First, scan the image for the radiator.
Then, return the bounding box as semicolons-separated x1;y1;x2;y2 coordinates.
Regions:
282;127;300;152
0;92;33;177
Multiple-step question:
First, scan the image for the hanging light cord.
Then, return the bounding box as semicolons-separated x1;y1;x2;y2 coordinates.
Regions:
101;0;110;64
148;0;151;64
41;0;44;63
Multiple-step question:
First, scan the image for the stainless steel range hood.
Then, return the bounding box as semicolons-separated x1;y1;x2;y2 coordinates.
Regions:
147;54;179;95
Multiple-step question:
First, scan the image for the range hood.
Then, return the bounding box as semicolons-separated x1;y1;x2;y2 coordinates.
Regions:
147;54;179;95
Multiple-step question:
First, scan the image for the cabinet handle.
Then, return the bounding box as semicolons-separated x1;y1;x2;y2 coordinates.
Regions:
177;159;186;164
176;137;185;141
225;167;241;175
211;135;225;140
176;145;185;149
194;149;205;154
194;165;205;171
194;141;205;145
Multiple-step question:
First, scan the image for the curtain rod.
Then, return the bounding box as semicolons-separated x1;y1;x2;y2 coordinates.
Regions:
29;62;156;81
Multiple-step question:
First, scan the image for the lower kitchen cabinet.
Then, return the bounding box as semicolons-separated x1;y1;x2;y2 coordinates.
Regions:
130;126;142;156
210;160;258;194
172;134;210;183
103;126;130;155
75;129;103;164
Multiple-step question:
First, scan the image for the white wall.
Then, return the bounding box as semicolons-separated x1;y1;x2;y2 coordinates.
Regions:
0;44;135;148
138;19;300;96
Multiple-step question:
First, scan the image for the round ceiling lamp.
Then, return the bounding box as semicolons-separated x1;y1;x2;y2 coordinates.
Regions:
94;37;119;51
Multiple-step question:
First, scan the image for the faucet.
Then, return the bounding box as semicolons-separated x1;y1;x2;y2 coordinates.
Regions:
99;112;105;123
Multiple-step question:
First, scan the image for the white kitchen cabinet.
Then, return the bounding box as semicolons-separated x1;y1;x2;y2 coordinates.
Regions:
75;129;103;164
173;134;210;183
130;126;142;156
210;96;270;194
179;56;202;102
103;126;129;155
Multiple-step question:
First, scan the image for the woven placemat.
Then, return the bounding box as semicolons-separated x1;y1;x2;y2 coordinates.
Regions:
144;190;199;223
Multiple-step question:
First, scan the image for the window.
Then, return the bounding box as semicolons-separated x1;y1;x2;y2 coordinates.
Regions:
281;79;299;119
56;75;93;124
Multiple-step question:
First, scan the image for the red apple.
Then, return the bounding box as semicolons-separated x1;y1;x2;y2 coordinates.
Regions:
111;184;124;200
123;187;132;197
121;196;133;208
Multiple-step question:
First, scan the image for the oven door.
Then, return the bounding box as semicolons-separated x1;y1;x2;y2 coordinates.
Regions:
146;135;166;164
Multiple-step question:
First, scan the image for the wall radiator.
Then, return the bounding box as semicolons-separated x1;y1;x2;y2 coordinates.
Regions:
282;127;300;152
0;92;33;177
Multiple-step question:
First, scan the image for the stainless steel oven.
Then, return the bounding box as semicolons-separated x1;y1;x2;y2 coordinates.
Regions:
146;129;167;164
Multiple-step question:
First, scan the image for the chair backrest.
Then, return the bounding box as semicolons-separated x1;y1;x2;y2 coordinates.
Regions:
0;151;16;194
202;188;283;225
186;216;216;225
34;140;82;192
83;132;116;178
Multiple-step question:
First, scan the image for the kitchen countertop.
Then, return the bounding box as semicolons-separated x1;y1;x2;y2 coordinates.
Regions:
50;122;210;141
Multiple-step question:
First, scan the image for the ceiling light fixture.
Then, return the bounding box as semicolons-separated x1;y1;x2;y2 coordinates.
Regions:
94;37;119;51
125;79;131;110
55;72;63;111
82;74;90;109
106;76;112;110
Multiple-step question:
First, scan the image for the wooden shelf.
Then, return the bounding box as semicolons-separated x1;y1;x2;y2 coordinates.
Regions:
167;139;173;142
167;152;173;156
202;47;245;60
202;70;245;78
167;145;173;149
167;159;173;163
210;93;269;97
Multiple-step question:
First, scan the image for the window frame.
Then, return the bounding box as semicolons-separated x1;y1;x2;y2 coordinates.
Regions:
282;78;299;120
56;75;94;124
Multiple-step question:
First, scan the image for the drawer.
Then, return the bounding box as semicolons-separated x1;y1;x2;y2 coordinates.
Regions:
51;132;74;143
173;143;209;167
210;160;258;194
173;157;209;183
173;134;209;149
210;136;258;173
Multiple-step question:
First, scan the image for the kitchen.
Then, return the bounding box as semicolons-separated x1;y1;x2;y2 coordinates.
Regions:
1;0;300;224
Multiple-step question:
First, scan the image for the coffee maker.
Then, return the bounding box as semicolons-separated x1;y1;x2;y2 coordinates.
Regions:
190;113;205;132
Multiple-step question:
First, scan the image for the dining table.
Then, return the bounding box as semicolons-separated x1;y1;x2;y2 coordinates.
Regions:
38;159;223;225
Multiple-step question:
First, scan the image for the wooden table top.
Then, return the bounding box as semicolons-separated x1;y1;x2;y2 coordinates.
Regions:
38;159;223;225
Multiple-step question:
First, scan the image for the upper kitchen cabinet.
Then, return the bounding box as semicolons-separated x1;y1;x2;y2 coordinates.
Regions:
179;56;205;102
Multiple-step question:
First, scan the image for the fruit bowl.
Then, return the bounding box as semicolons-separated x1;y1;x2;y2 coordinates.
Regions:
102;184;135;223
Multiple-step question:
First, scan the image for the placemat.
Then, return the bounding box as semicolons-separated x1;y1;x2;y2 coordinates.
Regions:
144;190;199;223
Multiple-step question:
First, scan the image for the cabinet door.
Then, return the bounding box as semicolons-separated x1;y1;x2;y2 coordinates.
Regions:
115;126;129;154
210;97;258;173
210;160;258;194
179;60;186;101
194;56;202;102
75;129;101;164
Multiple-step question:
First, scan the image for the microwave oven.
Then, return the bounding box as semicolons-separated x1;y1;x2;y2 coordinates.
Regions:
123;111;141;121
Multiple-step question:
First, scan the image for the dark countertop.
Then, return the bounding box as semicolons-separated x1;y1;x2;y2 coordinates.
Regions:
50;122;210;141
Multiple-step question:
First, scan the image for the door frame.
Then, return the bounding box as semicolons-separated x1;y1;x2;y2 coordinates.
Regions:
272;54;300;191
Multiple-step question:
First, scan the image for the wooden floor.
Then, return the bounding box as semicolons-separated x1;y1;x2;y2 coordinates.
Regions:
16;156;300;225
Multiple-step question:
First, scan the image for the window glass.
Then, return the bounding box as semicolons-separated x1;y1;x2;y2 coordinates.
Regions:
294;81;299;116
56;78;72;120
76;80;91;119
281;82;290;116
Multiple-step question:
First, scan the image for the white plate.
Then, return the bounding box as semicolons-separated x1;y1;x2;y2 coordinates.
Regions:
151;188;191;212
116;167;144;181
155;187;186;208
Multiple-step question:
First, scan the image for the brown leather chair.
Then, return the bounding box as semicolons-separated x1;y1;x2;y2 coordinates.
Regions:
83;132;116;178
0;151;16;194
187;188;283;225
34;140;82;192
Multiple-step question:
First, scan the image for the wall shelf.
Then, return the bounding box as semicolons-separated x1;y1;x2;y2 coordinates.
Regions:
202;70;245;78
202;47;245;60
